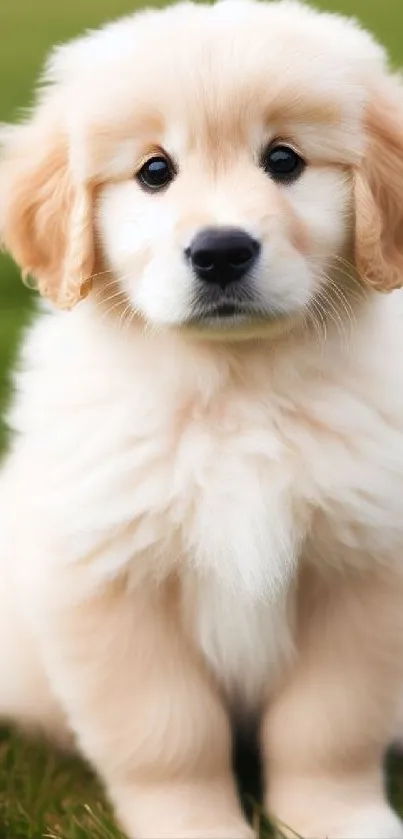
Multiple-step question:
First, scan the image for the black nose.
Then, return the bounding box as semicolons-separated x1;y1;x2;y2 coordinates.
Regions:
186;227;260;287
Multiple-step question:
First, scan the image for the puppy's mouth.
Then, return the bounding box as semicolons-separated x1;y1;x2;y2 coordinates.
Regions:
182;293;300;341
187;299;273;327
208;303;243;318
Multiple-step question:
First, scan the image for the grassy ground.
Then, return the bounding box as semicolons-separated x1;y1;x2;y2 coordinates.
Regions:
2;0;403;836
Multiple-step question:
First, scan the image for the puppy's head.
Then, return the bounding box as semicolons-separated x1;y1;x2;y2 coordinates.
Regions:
1;0;403;338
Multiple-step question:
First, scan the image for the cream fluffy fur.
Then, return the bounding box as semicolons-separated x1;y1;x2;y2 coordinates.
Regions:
2;1;403;837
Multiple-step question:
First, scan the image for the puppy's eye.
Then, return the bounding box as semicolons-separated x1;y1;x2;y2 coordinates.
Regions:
137;155;175;191
262;144;305;184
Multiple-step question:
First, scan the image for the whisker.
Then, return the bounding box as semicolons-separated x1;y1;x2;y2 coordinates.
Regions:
311;254;369;303
87;268;115;282
326;278;357;322
100;298;127;321
95;288;126;309
119;301;133;331
305;296;328;347
314;282;353;353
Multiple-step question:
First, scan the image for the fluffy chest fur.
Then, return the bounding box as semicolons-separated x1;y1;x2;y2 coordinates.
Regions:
183;572;296;707
8;299;403;704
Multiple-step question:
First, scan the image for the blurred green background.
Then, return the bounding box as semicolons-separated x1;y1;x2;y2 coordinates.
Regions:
1;0;403;447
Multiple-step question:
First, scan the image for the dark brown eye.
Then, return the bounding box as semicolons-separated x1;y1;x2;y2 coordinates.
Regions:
262;144;305;184
137;155;175;191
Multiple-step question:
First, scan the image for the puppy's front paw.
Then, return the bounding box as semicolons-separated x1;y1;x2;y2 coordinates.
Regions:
172;829;254;838
277;803;403;839
325;804;403;839
127;828;255;839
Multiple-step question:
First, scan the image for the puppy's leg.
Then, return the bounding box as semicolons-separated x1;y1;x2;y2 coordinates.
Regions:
30;572;251;839
0;579;71;747
262;569;403;839
0;490;70;746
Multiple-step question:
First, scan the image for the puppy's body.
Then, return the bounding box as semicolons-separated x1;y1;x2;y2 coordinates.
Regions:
3;294;403;836
2;1;403;836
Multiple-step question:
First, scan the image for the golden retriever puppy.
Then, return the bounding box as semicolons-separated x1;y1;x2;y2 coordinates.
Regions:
2;1;403;836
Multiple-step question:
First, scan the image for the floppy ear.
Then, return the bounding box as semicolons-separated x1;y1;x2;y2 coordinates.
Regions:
354;79;403;293
0;117;94;309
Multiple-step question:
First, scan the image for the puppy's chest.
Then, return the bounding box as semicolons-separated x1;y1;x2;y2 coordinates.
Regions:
160;395;303;597
183;572;295;707
153;397;300;701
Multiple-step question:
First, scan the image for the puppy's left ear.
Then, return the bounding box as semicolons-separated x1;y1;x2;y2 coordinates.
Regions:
354;79;403;292
0;116;94;309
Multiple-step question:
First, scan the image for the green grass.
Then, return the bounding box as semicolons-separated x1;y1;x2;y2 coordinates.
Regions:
0;729;289;839
2;0;403;835
0;729;123;839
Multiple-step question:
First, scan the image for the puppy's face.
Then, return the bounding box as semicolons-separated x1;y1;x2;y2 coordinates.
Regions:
94;2;360;335
2;1;403;336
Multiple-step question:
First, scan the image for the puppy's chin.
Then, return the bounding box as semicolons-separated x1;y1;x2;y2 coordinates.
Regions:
178;311;302;342
127;301;303;342
120;291;303;343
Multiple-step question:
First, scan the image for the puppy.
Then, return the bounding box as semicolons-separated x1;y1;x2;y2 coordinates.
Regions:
2;1;403;836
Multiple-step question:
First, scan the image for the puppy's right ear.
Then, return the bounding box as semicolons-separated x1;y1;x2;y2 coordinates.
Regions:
0;116;94;309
